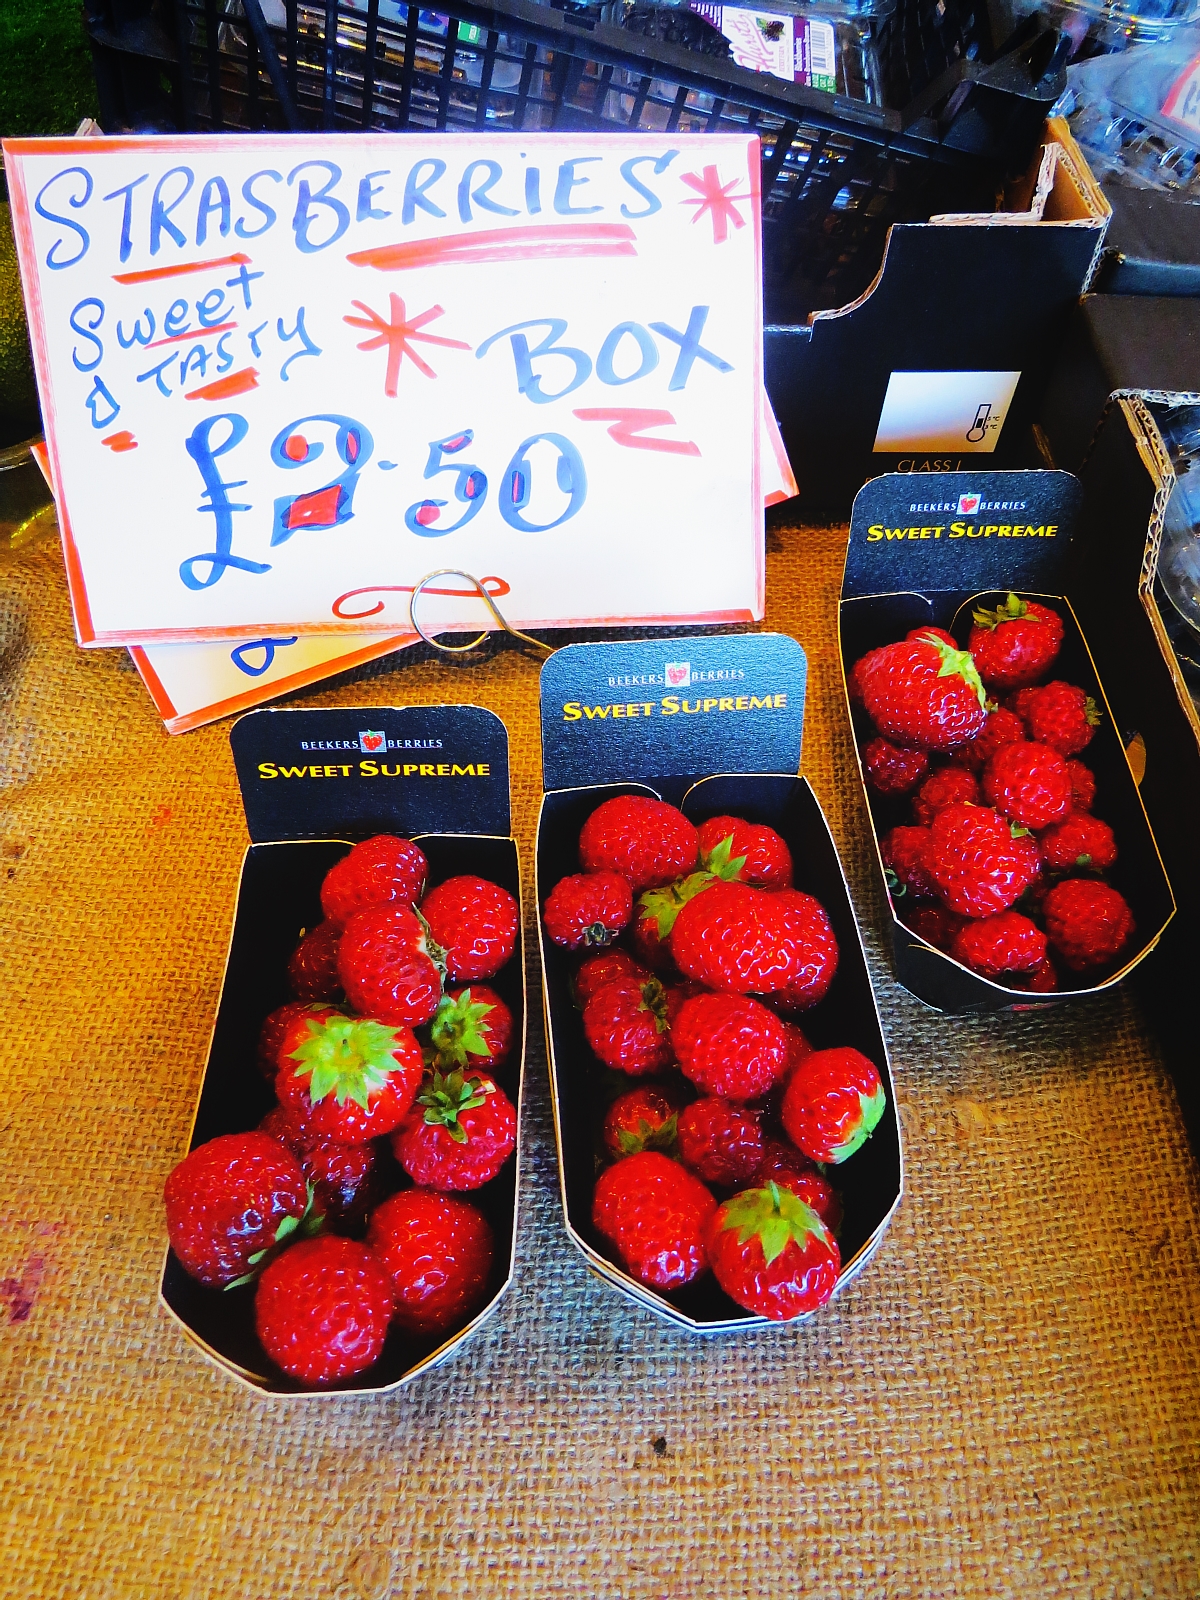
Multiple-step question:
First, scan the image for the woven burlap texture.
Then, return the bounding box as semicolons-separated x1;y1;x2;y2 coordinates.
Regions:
1;517;1197;1600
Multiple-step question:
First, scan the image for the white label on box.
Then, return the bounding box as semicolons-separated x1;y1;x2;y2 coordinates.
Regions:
6;132;763;645
872;370;1022;455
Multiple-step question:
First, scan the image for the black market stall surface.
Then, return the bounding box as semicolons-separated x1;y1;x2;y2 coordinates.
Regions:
839;468;1175;1015
160;703;526;1396
536;633;902;1332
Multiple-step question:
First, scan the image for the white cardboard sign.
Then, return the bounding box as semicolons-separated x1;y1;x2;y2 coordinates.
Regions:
872;369;1022;455
6;132;764;646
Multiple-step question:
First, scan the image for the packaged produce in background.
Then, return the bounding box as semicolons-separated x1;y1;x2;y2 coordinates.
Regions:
1058;27;1200;196
1150;403;1200;701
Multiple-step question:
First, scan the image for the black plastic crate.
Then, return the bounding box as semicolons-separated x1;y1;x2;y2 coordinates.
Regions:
84;0;1067;321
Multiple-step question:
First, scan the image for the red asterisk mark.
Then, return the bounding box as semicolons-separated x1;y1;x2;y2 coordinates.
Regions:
343;294;471;394
679;166;751;245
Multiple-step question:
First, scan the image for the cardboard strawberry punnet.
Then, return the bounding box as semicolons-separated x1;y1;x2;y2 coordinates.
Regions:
536;633;903;1333
160;705;525;1397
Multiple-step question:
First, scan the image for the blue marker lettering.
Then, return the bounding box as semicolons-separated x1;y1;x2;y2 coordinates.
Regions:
225;260;264;309
596;322;658;386
195;175;232;245
525;168;541;216
150;166;195;254
619;151;678;219
100;173;147;266
136;354;176;398
235;169;280;238
68;298;105;371
554;158;602;216
179;345;210;384
36;167;94;270
288;160;349;253
402;159;447;225
248;321;269;357
649;307;733;391
215;331;235;373
476;318;591;404
356;170;391;223
458;160;519;224
196;287;231;328
231;637;298;677
84;375;120;428
277;308;322;380
181;413;269;590
164;298;190;337
117;308;156;349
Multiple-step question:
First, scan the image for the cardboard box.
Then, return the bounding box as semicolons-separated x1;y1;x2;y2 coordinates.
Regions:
535;633;903;1332
1092;186;1200;299
840;467;1175;1015
159;705;525;1396
1066;394;1200;1152
764;120;1110;520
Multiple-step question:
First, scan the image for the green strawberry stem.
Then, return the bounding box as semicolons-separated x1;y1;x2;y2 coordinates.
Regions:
288;1015;409;1112
720;1181;829;1266
638;978;672;1036
828;1084;888;1163
971;592;1029;631
416;1068;493;1144
699;834;749;883
414;906;449;982
429;988;493;1069
639;871;717;940
615;1112;678;1157
224;1184;324;1290
915;632;987;711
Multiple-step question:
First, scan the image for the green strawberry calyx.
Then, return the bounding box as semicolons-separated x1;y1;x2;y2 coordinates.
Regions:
225;1183;324;1290
615;1112;678;1157
1084;696;1102;729
638;871;715;940
915;631;988;711
428;988;494;1069
972;592;1031;632
288;1014;409;1113
883;866;907;899
699;833;749;884
416;1068;494;1144
719;1182;829;1266
636;978;673;1036
828;1082;888;1163
1009;822;1032;840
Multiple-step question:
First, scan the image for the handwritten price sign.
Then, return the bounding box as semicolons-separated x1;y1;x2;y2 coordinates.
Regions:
6;133;764;646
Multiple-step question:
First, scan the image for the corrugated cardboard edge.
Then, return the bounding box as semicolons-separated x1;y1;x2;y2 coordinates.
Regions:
157;833;527;1399
535;776;904;1334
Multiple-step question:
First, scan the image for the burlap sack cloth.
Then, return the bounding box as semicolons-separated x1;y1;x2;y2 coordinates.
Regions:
1;512;1197;1600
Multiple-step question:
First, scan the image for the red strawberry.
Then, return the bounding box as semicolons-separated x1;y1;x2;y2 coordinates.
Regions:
950;912;1047;979
782;1048;887;1164
901;902;964;952
696;815;794;890
574;949;649;1007
420;876;519;982
1039;812;1116;873
951;706;1027;773
912;765;980;826
1024;958;1059;992
578;796;699;893
287;921;343;1002
880;825;937;900
602;1087;679;1158
1017;681;1101;756
258;1105;378;1229
677;1098;765;1187
392;1068;516;1191
631;870;716;970
670;880;838;1004
1066;759;1096;813
907;625;957;647
704;1183;840;1320
673;992;789;1100
366;1189;494;1335
583;975;675;1075
542;871;632;950
983;741;1072;830
862;737;930;796
163;1132;312;1288
847;645;889;706
254;1235;394;1385
925;803;1041;918
337;904;442;1026
257;1000;332;1080
1043;879;1135;971
429;985;513;1072
591;1151;716;1290
968;593;1064;690
755;1139;842;1232
320;835;428;928
860;632;988;751
277;1008;424;1143
781;1020;813;1074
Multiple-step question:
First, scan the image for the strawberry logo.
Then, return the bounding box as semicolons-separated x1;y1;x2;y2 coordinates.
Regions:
358;730;385;753
665;662;690;687
957;493;981;514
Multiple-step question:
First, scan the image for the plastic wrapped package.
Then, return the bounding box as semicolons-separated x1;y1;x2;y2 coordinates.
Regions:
1151;405;1200;700
1059;29;1200;195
